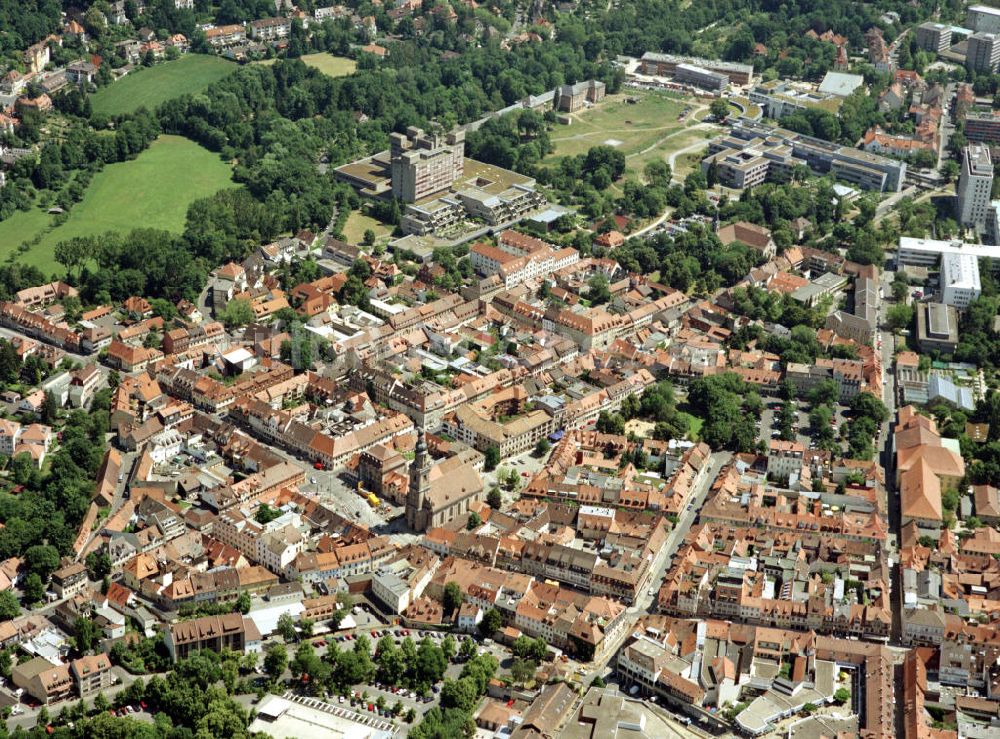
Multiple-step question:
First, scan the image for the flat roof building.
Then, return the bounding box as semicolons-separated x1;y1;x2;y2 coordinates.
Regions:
957;144;994;229
898;236;1000;268
674;63;728;93
941;251;982;309
916;302;959;354
968;4;1000;34
967;32;1000;74
966;108;1000;144
916;22;952;53
389;127;465;203
705;121;906;193
639;52;754;85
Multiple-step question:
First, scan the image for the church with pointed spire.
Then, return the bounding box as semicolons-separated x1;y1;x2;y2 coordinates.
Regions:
405;429;485;532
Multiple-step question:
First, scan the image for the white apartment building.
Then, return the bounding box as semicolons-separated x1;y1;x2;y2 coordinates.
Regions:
957;144;994;229
766;440;804;481
469;241;579;289
0;420;21;456
941;252;982;309
257;526;306;574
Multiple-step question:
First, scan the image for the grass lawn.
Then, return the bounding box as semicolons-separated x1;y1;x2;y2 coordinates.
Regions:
676;404;704;441
0;136;233;275
254;53;356;77
627;127;717;179
301;53;357;78
90;55;237;117
674;148;708;179
342;210;393;244
545;91;689;164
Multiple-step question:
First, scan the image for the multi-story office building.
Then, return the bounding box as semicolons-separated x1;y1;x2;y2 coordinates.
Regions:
916;22;952;53
941;252;982;309
703;121;906;193
639;52;754;85
957;144;994;229
965;109;1000;144
967;32;1000;73
674;63;728;93
389;127;465;202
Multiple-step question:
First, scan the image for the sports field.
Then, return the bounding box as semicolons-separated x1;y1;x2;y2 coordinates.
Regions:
89;55;237;117
0;136;233;275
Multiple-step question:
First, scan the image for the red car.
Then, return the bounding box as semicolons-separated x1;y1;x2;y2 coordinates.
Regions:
371;630;379;637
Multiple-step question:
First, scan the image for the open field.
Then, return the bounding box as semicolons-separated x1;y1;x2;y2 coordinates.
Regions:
0;209;57;271
0;136;233;275
89;55;237;117
341;211;393;244
673;149;706;179
545;92;690;163
255;53;356;78
629;126;717;178
301;53;357;77
543;90;723;181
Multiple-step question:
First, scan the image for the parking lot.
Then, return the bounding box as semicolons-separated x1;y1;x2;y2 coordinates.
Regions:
292;624;506;723
481;448;550;506
759;399;851;452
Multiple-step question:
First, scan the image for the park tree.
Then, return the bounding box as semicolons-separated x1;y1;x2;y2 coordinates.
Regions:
484;446;500;470
74;616;99;654
55;237;91;281
22;573;45;605
40;390;59;424
376;636;405;685
0;591;18;621
479;608;503;638
442;635;457;662
93;692;110;714
219;298;254;328
236;591;251;614
440;677;479;712
709;98;730;121
86;551;112;580
487;487;502;509
24;544;60;581
458;638;477;662
444;581;464;616
586;273;612;305
887;303;914;332
264;642;288;683
511;658;536;686
277;612;298;642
